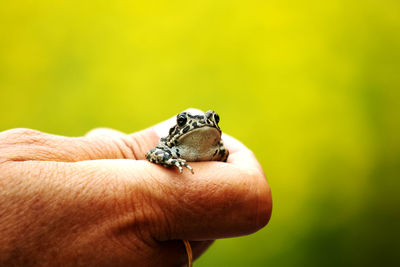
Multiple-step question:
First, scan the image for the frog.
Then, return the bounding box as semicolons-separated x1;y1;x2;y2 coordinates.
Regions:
146;110;229;174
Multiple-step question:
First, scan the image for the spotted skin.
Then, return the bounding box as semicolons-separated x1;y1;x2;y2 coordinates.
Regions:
146;110;229;174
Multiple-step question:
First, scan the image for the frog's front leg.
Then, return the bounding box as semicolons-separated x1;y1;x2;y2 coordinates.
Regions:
146;147;194;174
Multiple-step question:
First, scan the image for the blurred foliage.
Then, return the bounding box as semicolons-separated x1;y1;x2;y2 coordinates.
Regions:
1;0;399;266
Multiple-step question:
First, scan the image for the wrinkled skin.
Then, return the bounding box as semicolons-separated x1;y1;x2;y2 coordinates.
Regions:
0;109;272;266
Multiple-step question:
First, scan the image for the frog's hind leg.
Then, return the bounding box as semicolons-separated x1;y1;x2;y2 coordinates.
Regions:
146;148;194;174
220;146;229;162
213;140;229;162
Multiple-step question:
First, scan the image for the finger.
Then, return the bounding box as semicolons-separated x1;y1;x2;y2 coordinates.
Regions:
85;126;160;160
85;127;127;138
4;146;269;256
1;159;214;266
0;127;150;162
4;150;270;242
0;108;203;163
138;159;272;241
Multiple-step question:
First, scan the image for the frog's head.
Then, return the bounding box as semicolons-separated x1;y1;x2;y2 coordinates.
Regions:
176;110;220;130
166;110;222;145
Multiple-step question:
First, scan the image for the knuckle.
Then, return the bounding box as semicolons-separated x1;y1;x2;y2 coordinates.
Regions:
0;128;46;162
119;135;139;159
1;128;42;141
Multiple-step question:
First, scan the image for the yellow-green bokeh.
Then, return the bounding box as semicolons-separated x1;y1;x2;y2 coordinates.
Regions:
1;1;399;266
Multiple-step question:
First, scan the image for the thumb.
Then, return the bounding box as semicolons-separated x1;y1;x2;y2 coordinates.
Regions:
0;109;198;163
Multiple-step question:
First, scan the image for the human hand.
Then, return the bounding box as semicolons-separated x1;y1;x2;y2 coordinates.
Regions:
0;110;272;266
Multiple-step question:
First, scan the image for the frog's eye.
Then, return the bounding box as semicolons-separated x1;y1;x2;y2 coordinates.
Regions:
177;113;187;127
213;113;220;124
205;110;213;119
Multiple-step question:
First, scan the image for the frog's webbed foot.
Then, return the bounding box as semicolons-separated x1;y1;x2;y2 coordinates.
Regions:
171;158;194;174
146;148;194;174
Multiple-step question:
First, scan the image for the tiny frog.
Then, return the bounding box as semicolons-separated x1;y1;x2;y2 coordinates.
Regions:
146;110;229;174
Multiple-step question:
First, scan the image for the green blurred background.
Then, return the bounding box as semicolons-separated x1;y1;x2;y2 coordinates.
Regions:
1;1;399;266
